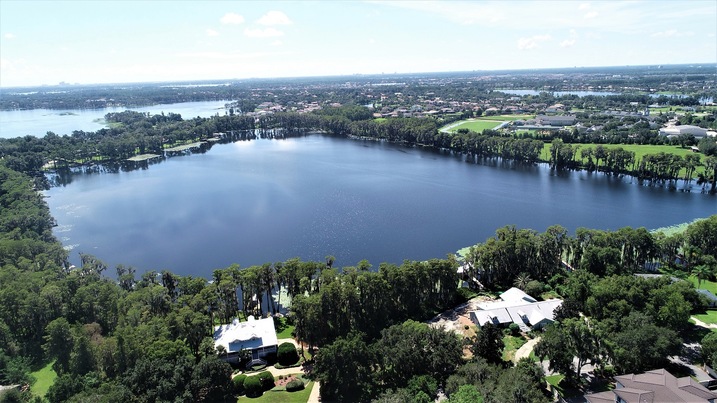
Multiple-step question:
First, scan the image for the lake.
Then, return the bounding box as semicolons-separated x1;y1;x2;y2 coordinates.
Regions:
44;135;716;278
0;100;230;139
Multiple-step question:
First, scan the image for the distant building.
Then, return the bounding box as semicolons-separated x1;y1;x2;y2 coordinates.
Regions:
469;287;562;332
535;114;576;126
584;368;717;402
213;316;278;367
659;124;709;138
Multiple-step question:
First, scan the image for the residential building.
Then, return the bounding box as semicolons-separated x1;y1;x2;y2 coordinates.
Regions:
213;316;278;367
535;115;576;126
469;287;562;331
659;124;709;138
584;368;717;403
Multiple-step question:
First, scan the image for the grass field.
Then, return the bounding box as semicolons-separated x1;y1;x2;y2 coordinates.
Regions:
538;143;707;176
502;335;527;362
689;276;717;294
693;310;717;326
30;361;56;398
240;380;315;402
446;119;504;133
274;316;295;339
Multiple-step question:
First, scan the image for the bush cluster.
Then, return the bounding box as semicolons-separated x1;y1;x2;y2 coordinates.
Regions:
277;342;300;366
242;375;263;398
286;379;305;392
257;371;275;391
232;374;247;395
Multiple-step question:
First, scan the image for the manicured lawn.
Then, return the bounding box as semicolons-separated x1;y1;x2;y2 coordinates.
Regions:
689;275;717;294
539;143;706;176
30;361;56;398
693;310;717;325
239;381;315;402
449;119;504;133
274;316;295;339
502;335;526;362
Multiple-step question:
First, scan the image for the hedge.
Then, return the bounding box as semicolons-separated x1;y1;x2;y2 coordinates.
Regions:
233;374;247;395
243;375;263;398
277;342;300;366
286;379;305;392
257;371;275;391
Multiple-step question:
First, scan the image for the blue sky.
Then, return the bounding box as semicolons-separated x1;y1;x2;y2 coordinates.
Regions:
1;0;715;87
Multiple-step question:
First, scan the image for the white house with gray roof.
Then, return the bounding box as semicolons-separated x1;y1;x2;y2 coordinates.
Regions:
213;316;278;367
470;287;562;331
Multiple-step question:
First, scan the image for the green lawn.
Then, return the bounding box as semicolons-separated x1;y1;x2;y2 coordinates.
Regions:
274;316;295;339
502;335;527;362
448;119;504;133
30;361;56;398
239;381;315;402
693;311;717;326
689;275;717;294
539;143;706;176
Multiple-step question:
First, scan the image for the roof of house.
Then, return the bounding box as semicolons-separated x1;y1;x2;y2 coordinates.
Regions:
585;368;717;403
213;316;278;353
471;299;562;328
696;288;717;302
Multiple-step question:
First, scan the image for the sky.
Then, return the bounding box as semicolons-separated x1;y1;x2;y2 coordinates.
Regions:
1;0;716;88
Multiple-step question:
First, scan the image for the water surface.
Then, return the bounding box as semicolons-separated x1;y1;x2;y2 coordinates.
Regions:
45;135;716;277
0;100;229;139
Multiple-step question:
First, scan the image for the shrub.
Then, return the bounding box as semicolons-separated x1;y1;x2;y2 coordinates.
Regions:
277;342;300;366
508;323;521;336
232;374;247;395
256;371;275;391
243;375;263;398
286;379;305;392
525;280;545;298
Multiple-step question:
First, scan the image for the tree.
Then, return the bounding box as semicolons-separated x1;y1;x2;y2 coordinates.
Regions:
447;384;485;403
312;333;376;403
608;312;681;373
377;320;464;390
44;318;73;375
471;322;504;365
189;356;233;402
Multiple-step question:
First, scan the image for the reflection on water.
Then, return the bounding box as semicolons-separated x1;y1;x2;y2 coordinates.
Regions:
44;135;716;278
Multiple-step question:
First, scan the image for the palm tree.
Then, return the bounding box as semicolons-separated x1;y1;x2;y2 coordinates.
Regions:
692;262;714;289
513;272;532;291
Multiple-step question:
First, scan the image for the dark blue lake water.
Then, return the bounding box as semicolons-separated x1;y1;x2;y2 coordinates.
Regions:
44;135;716;278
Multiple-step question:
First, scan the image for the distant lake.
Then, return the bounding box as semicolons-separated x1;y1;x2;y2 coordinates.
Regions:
44;135;716;278
496;89;712;103
496;89;621;97
0;100;230;139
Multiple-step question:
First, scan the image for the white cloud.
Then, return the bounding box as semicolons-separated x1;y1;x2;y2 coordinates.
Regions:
584;11;598;19
258;11;292;26
206;28;220;37
561;29;578;47
517;34;551;50
579;3;591;10
4;33;16;39
244;27;284;38
651;29;693;38
271;40;283;47
221;12;245;25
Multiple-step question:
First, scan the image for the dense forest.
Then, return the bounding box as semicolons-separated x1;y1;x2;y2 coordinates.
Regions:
1;158;716;402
